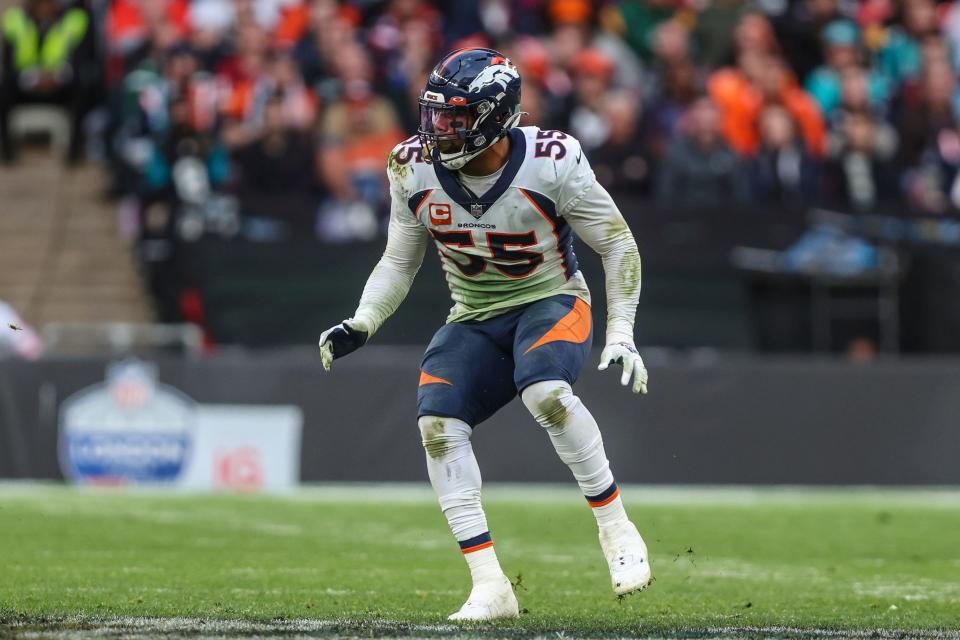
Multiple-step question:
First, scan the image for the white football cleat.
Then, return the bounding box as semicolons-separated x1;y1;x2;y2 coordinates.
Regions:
447;575;520;621
599;520;652;596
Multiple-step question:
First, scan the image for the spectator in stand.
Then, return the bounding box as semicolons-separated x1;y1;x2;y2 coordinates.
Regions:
518;81;548;130
773;0;845;83
732;11;782;59
232;90;318;239
186;0;235;67
606;0;681;64
316;43;403;242
690;0;745;70
105;0;190;84
710;52;827;158
641;18;693;105
297;3;362;100
567;48;616;150
878;0;941;90
656;96;750;205
645;57;699;161
0;0;96;163
899;59;960;213
292;0;358;94
941;0;960;71
822;109;900;210
366;0;441;77
587;3;644;97
928;120;960;212
897;59;960;171
757;58;827;158
216;23;271;145
748;106;820;206
589;91;649;194
371;3;440;131
109;34;213;195
544;11;588;105
142;94;229;210
825;64;892;128
805;20;891;122
219;34;316;148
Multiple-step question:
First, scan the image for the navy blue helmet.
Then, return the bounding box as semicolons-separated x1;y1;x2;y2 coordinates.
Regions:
418;48;523;170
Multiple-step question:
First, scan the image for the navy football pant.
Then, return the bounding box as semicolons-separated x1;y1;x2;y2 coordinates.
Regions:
417;294;593;427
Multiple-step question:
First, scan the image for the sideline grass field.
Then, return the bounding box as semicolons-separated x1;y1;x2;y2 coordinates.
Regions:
1;484;959;639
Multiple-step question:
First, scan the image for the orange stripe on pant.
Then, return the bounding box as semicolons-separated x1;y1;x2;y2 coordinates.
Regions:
588;487;620;508
523;298;592;355
419;370;453;386
461;540;494;554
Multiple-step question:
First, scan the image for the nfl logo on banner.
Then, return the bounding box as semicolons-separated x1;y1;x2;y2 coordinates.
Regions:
470;203;484;219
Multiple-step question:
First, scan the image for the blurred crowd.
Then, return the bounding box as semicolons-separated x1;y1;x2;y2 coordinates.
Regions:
6;0;960;243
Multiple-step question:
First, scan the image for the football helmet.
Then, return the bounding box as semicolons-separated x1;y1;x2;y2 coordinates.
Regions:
418;48;522;170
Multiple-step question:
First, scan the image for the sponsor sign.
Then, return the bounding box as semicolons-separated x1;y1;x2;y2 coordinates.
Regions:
59;359;302;491
59;360;195;484
179;405;302;492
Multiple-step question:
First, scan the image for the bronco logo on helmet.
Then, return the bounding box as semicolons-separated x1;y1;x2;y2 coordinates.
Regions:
418;48;523;170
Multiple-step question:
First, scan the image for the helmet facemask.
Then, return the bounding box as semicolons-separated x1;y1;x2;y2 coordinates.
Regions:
418;97;518;170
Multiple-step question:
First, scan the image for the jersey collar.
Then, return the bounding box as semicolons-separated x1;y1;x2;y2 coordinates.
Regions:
432;128;526;219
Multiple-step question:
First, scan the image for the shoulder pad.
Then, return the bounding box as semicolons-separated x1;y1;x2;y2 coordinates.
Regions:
386;135;426;197
518;126;583;163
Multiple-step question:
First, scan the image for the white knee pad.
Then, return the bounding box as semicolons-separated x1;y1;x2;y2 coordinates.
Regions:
418;415;472;461
521;380;582;432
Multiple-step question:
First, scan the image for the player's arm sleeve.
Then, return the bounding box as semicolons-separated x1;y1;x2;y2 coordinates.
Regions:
563;181;642;345
350;186;429;336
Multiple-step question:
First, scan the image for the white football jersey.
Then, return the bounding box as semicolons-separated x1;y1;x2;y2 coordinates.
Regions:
386;126;596;322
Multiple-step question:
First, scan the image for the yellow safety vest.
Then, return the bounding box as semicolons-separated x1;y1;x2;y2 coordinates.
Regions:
2;7;88;71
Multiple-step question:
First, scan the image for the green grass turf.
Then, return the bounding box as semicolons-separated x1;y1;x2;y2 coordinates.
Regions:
1;484;959;638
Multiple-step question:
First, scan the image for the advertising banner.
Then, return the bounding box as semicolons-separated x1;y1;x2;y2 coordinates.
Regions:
57;358;302;491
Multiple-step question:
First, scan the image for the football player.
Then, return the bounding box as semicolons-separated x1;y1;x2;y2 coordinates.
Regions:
319;48;650;620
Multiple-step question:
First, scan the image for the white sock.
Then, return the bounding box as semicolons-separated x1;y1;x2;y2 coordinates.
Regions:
464;546;506;585
591;493;629;528
521;380;629;528
418;415;505;583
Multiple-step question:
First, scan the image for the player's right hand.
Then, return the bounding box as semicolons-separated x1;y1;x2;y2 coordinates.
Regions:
319;319;369;371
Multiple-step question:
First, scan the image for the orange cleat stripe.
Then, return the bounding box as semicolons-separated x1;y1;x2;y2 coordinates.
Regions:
523;298;592;355
419;370;453;386
461;541;495;554
588;487;620;508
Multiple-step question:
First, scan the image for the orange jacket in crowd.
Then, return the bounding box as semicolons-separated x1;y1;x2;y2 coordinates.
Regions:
708;67;827;158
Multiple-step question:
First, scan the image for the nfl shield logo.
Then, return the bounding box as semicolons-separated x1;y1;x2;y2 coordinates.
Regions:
470;203;484;218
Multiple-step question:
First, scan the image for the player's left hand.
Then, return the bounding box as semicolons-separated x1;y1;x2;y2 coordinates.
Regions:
598;342;648;395
319;319;370;372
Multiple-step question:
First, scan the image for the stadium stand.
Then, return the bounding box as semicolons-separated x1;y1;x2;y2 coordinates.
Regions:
4;0;960;353
0;153;153;327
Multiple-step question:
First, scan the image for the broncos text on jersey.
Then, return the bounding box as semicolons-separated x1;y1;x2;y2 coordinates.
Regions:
387;126;596;323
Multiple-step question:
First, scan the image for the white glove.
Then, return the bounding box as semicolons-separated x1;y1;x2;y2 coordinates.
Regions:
598;342;648;395
319;318;370;371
